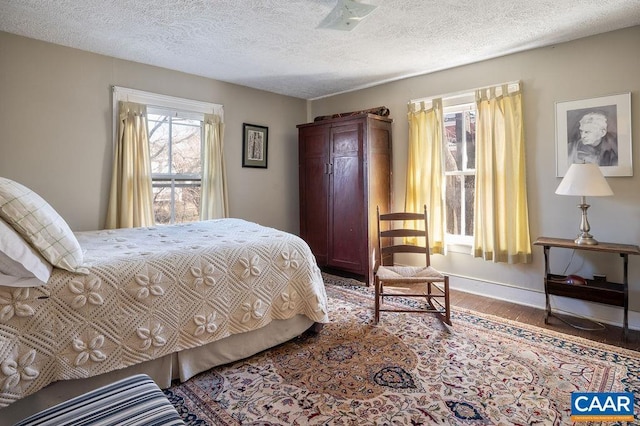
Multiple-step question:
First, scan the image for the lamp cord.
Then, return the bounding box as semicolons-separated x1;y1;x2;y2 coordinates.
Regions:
548;307;606;331
561;249;584;276
561;250;575;275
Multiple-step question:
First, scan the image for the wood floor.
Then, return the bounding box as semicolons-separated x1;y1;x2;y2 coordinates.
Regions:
328;269;639;352
450;289;640;351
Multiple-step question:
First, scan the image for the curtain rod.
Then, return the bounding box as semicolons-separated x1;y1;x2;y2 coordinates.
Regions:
408;80;521;105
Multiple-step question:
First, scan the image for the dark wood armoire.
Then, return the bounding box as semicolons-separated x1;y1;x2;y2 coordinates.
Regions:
297;113;392;284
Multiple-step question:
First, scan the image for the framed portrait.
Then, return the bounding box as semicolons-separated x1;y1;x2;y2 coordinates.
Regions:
555;92;632;177
242;123;268;168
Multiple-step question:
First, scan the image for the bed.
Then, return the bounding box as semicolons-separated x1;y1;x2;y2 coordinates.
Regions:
0;177;329;411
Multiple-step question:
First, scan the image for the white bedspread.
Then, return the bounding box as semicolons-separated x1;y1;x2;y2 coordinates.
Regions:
0;219;328;407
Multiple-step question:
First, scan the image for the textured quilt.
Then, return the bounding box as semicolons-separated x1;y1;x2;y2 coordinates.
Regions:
0;219;329;407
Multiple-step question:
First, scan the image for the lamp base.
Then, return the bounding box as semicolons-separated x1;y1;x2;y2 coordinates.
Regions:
574;200;599;245
575;233;598;245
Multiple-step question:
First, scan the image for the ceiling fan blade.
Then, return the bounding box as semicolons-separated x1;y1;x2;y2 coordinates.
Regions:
317;0;377;31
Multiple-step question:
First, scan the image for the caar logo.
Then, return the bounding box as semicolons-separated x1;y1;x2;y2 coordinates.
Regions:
571;392;635;422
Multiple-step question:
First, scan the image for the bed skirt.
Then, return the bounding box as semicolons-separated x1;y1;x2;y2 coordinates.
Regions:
1;315;315;424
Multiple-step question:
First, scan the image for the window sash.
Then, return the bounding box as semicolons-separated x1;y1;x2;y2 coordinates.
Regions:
149;116;204;224
151;179;201;224
443;103;476;246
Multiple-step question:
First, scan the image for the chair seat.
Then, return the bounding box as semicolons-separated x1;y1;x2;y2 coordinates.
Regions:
376;265;444;282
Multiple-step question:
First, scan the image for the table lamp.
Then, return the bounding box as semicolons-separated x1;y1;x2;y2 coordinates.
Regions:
555;163;613;245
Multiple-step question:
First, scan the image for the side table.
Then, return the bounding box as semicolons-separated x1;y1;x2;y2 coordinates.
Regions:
533;237;640;341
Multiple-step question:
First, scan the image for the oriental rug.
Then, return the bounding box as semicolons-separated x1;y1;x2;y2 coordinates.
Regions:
164;274;640;425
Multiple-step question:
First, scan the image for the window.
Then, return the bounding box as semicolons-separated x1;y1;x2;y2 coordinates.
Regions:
148;108;202;224
112;86;224;225
443;103;476;246
408;81;528;260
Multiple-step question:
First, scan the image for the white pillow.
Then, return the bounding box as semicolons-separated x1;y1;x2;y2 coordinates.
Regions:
0;272;49;287
0;218;52;286
0;177;85;273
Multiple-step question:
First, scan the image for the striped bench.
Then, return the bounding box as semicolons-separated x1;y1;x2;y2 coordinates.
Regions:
14;374;185;426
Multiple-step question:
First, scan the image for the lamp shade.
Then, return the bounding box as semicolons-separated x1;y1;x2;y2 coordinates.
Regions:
555;163;613;197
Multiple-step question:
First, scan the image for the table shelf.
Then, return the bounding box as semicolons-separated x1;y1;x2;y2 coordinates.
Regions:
534;237;640;341
546;274;625;307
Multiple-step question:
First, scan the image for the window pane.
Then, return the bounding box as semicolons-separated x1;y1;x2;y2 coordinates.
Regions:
174;182;200;223
444;112;462;172
464;111;476;170
148;114;170;174
464;175;475;236
152;185;172;225
171;118;201;175
446;174;462;235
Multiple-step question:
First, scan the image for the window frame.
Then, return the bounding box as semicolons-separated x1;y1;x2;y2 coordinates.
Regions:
147;107;205;224
112;86;223;224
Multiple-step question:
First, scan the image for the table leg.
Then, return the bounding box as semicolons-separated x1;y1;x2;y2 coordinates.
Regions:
622;253;629;342
544;246;551;324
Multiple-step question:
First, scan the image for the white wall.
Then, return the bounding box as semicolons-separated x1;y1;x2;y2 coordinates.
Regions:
310;26;640;328
0;31;307;234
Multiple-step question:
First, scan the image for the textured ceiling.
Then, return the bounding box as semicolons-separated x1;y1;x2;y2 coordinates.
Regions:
1;0;639;100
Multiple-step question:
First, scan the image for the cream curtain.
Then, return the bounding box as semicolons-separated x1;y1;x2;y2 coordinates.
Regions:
473;84;532;263
200;113;229;220
105;101;155;229
405;99;446;254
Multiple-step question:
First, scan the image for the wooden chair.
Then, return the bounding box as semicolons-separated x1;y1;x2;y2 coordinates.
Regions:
373;205;451;325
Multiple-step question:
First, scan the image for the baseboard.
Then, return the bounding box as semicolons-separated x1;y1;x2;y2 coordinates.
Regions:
448;273;640;332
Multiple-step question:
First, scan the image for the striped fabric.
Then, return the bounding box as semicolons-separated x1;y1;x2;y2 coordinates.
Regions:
14;374;184;426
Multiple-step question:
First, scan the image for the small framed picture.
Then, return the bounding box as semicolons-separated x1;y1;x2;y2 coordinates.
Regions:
242;123;268;168
555;92;632;177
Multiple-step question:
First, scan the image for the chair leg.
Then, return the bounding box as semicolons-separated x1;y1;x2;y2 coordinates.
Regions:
374;276;380;324
443;275;451;325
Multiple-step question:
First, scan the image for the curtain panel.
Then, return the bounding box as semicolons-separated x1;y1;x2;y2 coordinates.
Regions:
105;101;155;229
405;99;446;254
200;113;229;220
473;84;532;263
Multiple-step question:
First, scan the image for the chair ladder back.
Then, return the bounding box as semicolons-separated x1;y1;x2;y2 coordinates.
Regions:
380;244;427;255
379;228;425;238
379;212;424;221
376;205;431;266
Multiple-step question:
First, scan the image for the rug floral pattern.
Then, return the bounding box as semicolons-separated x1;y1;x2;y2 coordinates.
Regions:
165;275;640;425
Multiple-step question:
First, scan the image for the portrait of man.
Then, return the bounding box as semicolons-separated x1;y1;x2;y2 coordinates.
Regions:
566;105;618;167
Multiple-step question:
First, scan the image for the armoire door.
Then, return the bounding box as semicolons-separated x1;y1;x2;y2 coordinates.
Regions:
327;121;365;274
298;125;330;266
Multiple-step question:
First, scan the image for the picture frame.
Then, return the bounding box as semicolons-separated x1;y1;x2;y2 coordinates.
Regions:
555;92;632;177
242;123;268;168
